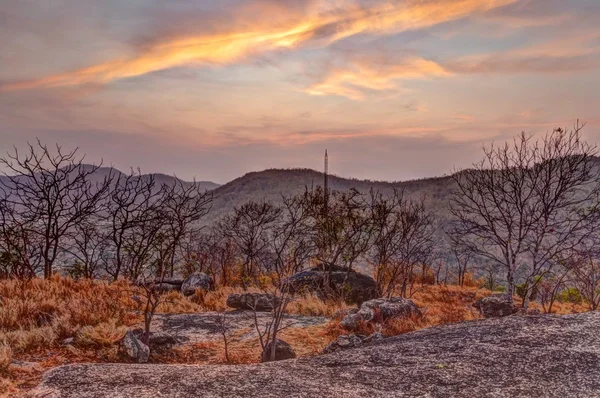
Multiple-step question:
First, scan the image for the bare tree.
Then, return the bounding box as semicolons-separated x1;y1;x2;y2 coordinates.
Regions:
369;189;437;298
105;170;161;280
572;253;600;311
182;230;239;286
63;218;109;279
449;124;600;306
452;244;473;287
268;194;315;281
155;179;212;277
0;141;113;278
218;201;282;284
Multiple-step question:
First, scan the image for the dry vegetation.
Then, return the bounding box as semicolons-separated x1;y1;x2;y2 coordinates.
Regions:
0;275;588;396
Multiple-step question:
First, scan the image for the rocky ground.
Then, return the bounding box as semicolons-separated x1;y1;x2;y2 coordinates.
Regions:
26;312;600;398
146;311;329;344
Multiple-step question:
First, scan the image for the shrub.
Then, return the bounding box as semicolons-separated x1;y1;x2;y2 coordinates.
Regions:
76;321;127;347
557;287;582;304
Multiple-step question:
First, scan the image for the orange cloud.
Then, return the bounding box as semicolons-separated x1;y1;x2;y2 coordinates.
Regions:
305;57;451;100
1;0;516;91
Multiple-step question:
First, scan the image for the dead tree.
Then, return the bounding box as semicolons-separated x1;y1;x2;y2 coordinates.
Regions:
452;244;473;287
218;201;282;284
268;194;315;282
62;218;110;279
155;179;212;277
369;189;437;298
249;288;294;362
105;170;161;280
0;141;113;278
449;124;600;306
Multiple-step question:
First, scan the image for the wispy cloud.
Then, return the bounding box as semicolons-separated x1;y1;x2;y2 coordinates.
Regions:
0;0;516;91
305;56;450;100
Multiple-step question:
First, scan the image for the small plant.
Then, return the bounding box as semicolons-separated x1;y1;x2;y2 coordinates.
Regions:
557;287;583;304
76;320;127;347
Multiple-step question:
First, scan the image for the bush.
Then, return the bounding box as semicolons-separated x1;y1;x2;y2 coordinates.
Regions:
76;321;127;347
557;287;582;304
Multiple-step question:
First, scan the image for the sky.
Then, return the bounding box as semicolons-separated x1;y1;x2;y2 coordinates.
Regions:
1;0;599;184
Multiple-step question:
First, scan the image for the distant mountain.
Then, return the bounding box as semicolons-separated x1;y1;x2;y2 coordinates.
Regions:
0;165;221;193
206;168;457;224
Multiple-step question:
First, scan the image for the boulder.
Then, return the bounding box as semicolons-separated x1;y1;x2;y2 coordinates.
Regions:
339;307;374;331
473;294;517;318
119;331;150;363
361;297;422;321
154;283;182;293
131;329;184;347
261;339;296;362
283;264;378;305
340;297;420;331
322;332;386;354
226;293;281;312
181;272;215;296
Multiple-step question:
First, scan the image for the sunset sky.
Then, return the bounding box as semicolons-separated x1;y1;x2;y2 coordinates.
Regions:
1;0;599;183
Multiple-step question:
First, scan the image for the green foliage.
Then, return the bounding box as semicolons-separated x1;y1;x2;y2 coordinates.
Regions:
557;287;582;304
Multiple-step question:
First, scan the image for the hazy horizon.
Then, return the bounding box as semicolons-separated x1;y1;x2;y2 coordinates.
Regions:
2;0;599;183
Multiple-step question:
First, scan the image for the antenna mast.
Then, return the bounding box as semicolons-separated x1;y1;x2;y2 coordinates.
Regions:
324;149;329;214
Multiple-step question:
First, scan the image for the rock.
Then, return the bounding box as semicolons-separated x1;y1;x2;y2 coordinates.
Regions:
131;329;183;347
361;297;421;321
226;293;281;312
10;360;42;372
340;297;420;331
119;331;149;363
181;272;214;296
473;294;517;318
283;263;378;305
28;312;600;398
27;312;600;397
363;331;386;343
332;308;357;320
323;332;387;354
261;339;296;362
154;283;182;293
322;334;364;354
339;307;374;331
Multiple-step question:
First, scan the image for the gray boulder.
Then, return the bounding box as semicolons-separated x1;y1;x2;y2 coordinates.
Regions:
261;339;296;362
339;307;374;331
473;294;517;318
283;264;378;305
119;331;149;363
362;297;422;321
322;332;386;354
340;297;421;331
226;293;281;312
131;329;184;348
181;272;215;296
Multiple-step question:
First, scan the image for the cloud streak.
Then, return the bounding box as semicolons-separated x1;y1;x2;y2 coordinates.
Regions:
305;56;450;100
1;0;516;91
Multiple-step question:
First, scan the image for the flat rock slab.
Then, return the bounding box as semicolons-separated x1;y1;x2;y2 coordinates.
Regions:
147;311;328;344
28;312;600;398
